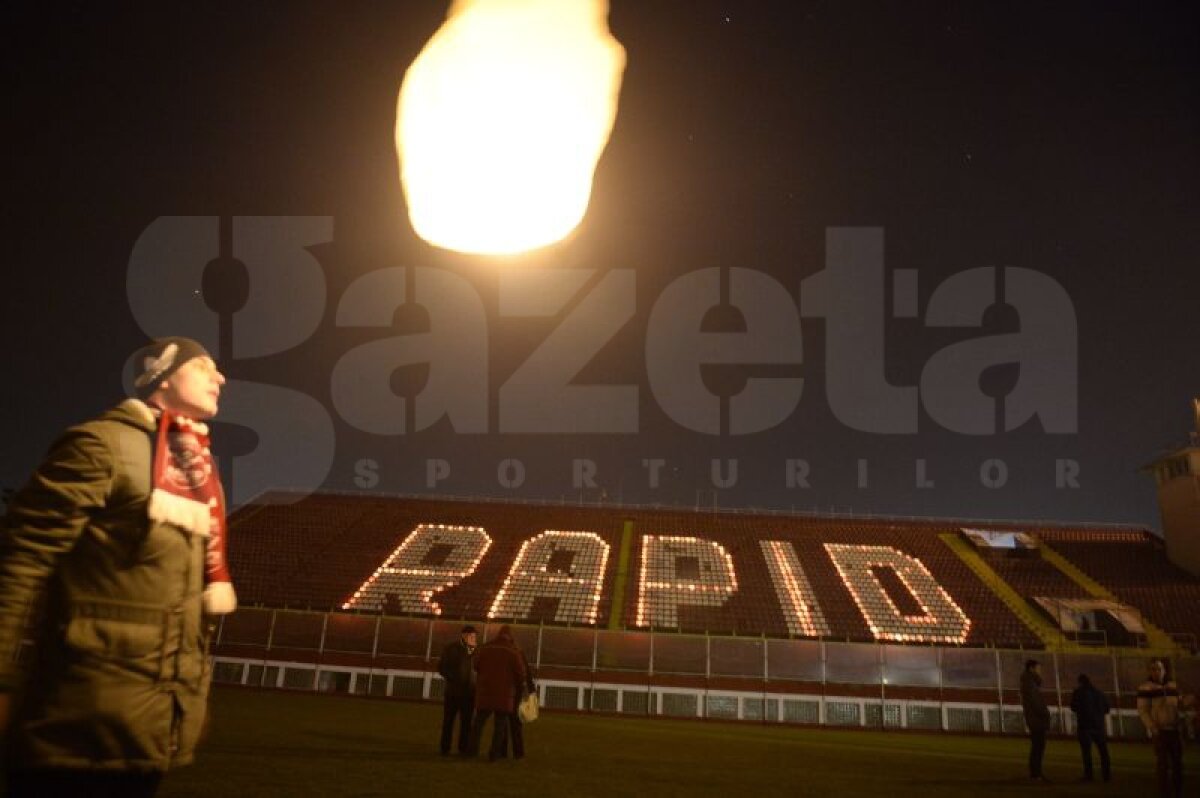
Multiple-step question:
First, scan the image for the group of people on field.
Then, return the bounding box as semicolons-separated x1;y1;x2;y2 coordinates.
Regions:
0;336;1193;797
438;624;537;761
1021;656;1190;795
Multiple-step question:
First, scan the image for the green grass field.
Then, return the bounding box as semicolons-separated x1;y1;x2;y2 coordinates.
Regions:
158;686;1162;797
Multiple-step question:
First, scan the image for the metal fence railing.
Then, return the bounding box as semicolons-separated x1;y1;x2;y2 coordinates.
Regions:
212;608;1199;737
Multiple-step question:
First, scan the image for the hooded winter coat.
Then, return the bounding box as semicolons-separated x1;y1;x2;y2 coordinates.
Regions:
473;627;527;714
0;399;213;771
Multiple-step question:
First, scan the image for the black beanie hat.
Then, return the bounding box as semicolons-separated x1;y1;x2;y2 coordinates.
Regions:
130;337;212;400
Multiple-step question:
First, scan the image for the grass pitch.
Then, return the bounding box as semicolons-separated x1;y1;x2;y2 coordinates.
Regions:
159;686;1160;797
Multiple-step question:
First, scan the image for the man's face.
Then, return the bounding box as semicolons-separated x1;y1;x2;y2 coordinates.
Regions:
464;632;477;647
157;357;225;419
1149;660;1166;682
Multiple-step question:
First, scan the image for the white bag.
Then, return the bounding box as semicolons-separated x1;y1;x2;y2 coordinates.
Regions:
518;692;539;723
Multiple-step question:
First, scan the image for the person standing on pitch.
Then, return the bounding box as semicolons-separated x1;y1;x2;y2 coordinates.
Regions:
437;625;477;756
1138;658;1185;797
469;625;526;761
0;338;236;798
1069;673;1111;782
1020;659;1052;783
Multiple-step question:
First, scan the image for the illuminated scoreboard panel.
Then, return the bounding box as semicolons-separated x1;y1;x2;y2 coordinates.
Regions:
342;523;977;644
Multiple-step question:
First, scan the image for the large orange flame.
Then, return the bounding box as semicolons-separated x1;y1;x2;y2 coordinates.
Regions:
397;0;626;256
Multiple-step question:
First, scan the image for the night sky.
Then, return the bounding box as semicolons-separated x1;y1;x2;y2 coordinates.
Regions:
5;2;1197;530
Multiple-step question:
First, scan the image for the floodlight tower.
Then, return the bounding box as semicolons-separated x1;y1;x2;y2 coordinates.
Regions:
1143;399;1200;577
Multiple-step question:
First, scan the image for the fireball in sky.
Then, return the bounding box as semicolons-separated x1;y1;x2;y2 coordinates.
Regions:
397;0;626;255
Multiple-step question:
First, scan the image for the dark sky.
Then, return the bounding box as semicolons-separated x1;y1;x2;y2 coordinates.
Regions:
5;1;1198;529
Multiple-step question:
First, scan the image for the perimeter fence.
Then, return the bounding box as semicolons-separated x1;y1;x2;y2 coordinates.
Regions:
212;608;1198;737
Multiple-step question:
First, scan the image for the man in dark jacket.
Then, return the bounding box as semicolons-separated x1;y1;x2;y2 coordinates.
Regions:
0;338;234;798
469;625;526;761
1020;659;1052;782
1070;673;1111;782
437;625;477;755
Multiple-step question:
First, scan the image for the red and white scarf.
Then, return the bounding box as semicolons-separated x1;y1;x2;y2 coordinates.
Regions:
146;408;237;615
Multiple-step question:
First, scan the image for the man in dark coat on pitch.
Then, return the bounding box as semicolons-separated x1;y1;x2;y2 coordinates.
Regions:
436;625;477;755
469;625;527;761
1070;673;1111;782
1021;659;1052;782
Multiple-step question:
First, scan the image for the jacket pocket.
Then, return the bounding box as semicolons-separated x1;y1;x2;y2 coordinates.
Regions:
64;612;165;659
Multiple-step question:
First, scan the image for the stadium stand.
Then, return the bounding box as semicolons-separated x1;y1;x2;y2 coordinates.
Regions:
1037;527;1200;650
213;493;1200;738
226;493;1194;651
